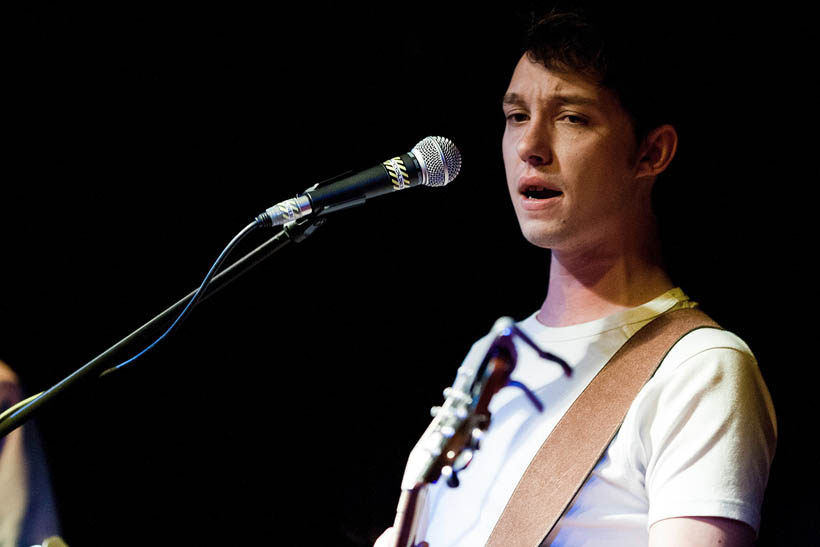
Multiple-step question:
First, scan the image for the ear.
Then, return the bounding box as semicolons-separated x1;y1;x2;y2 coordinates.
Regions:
636;124;678;179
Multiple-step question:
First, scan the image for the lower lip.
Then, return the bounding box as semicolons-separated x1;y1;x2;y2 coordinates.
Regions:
519;194;562;211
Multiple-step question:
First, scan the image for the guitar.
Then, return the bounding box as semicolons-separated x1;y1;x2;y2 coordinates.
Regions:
389;318;571;547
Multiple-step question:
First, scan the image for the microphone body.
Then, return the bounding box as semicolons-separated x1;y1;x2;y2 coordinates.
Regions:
310;151;420;210
259;136;461;226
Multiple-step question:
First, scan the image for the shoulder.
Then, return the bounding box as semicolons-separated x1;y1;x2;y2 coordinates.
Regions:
637;324;774;419
650;325;775;414
625;326;777;533
660;325;755;373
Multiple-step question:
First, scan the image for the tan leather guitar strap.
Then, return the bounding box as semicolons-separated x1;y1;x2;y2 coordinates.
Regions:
485;307;719;547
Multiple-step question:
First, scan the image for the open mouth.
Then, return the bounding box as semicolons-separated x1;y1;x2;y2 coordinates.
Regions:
523;186;562;199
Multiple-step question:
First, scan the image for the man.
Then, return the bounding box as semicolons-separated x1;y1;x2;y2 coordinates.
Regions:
377;5;776;546
0;360;63;547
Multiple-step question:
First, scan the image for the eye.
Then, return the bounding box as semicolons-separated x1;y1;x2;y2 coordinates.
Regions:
505;111;529;124
558;113;588;125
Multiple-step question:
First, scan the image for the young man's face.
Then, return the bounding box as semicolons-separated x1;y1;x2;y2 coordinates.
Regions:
502;54;648;254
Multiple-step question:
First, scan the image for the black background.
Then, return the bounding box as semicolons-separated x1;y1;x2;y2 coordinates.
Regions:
2;3;817;546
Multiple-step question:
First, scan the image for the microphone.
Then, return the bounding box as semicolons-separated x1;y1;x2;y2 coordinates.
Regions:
257;136;461;226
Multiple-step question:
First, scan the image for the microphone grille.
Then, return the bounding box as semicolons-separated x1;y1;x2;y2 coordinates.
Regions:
412;136;462;187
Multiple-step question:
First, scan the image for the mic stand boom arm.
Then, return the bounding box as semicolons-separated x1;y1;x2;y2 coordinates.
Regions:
0;216;325;439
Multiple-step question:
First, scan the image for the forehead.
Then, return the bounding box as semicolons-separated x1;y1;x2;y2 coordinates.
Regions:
504;54;621;113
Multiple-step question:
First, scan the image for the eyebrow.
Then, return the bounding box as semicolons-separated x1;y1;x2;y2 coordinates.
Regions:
502;92;599;108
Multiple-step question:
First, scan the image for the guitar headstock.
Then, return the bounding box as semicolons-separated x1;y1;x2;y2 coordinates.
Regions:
391;318;570;547
401;318;519;490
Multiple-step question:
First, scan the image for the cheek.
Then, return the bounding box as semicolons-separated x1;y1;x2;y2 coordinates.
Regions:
574;140;633;186
502;135;519;187
501;131;516;164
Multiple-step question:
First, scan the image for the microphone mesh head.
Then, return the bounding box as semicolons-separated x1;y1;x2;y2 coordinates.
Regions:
413;136;462;187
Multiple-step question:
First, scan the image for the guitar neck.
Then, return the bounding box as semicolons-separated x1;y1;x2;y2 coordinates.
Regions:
391;484;429;547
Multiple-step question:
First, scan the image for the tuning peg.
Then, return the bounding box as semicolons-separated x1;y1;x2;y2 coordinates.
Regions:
441;465;460;488
443;387;472;405
470;428;484;450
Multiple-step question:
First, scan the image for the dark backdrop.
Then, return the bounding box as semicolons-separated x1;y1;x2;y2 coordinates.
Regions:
3;3;816;546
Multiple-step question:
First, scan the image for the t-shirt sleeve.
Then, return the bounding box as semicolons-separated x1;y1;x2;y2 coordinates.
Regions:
637;329;777;533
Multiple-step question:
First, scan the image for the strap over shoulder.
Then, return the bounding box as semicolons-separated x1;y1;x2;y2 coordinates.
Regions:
485;308;720;547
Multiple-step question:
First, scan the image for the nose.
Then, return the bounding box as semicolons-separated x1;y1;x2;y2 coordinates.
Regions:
516;120;552;166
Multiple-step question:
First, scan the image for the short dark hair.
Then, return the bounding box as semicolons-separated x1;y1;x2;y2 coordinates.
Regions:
523;3;682;142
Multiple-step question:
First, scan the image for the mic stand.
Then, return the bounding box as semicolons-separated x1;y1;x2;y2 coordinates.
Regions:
0;216;326;438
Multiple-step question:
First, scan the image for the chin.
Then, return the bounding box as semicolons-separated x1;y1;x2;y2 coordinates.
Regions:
519;228;560;250
516;218;565;250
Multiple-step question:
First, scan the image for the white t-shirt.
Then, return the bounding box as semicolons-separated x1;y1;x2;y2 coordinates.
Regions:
419;288;777;546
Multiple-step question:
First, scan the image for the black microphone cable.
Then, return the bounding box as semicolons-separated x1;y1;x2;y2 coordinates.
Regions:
0;135;463;436
0;219;264;429
101;219;261;375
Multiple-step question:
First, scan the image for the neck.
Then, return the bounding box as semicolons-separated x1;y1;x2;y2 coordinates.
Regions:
537;228;674;327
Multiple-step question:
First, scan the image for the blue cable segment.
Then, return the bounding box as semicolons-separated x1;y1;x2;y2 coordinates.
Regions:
109;220;260;373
